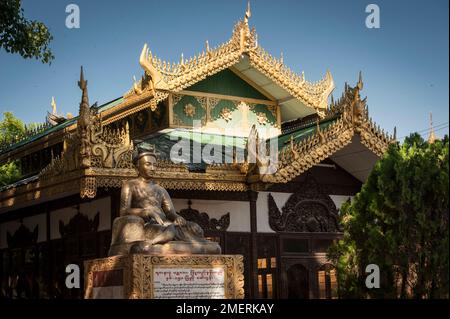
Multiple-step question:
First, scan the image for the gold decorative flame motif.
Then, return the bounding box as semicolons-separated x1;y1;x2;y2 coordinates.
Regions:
256;112;268;125
220;108;233;122
184;103;196;118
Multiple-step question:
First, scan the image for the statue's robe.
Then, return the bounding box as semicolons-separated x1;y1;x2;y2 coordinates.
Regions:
122;179;206;243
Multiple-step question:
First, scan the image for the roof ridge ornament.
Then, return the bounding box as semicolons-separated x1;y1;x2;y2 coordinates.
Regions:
122;3;334;115
77;66;93;169
78;66;90;123
357;70;364;90
51;96;57;115
245;1;251;24
139;43;168;90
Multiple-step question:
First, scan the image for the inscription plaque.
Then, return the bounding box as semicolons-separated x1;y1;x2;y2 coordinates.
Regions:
153;267;226;299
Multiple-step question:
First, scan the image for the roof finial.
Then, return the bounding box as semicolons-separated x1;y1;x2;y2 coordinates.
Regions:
51;96;57;115
316;119;325;143
428;112;436;144
78;66;90;121
245;1;251;24
357;71;363;90
78;66;87;90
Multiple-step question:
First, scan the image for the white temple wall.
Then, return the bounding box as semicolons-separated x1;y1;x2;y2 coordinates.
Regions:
172;198;250;232
329;195;352;210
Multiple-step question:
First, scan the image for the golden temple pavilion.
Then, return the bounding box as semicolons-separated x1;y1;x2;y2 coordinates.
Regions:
0;6;394;299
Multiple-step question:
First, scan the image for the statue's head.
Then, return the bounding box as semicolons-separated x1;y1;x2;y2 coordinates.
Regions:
133;151;157;179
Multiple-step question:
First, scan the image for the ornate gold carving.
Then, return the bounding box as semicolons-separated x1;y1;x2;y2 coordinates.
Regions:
5;72;395;209
262;74;395;184
220;107;233;122
172;93;184;107
156;180;247;192
196;96;207;110
172;94;208;126
84;256;131;299
39;68;134;198
138;43;168;91
80;176;97;198
208;97;221;111
184;103;196;117
155;159;189;173
256;112;268;125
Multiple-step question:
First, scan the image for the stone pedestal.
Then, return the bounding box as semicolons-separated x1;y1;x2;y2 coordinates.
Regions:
84;254;244;299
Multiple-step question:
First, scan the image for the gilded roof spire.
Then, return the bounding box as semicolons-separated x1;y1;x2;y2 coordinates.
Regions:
428;112;436;144
78;66;90;127
51;96;57;115
357;71;363;90
78;66;89;108
245;1;251;24
78;65;87;91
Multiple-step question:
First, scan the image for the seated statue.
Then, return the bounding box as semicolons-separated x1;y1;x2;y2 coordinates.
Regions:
109;149;221;256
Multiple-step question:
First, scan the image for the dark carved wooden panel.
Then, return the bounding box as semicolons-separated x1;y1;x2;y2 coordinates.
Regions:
59;207;100;237
6;223;38;249
257;235;277;257
268;176;341;233
178;200;230;232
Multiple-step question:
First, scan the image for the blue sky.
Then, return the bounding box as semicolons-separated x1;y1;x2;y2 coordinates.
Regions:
0;0;448;140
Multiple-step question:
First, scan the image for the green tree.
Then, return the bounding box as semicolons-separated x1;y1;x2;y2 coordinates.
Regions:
0;0;54;64
0;111;25;141
328;133;449;299
0;112;42;186
0;160;21;187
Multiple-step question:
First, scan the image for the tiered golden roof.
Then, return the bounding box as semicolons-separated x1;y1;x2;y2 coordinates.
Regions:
126;5;334;115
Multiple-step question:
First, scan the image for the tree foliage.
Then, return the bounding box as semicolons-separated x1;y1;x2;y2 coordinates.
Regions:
0;111;25;141
0;112;37;186
0;0;54;64
0;160;21;187
328;133;449;298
